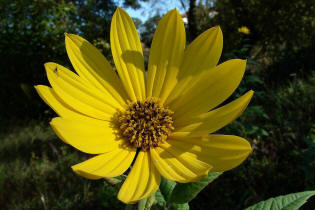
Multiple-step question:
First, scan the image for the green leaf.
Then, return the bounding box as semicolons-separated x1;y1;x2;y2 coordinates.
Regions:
159;177;176;202
104;176;124;185
154;189;166;206
125;205;134;210
137;193;156;210
137;197;148;210
244;191;315;210
145;194;156;210
169;172;222;204
169;203;189;210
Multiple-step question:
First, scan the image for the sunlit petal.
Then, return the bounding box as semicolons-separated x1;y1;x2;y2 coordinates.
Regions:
151;142;212;183
172;90;254;136
146;9;185;103
110;7;145;101
168;135;252;172
72;146;136;178
35;85;90;120
65;33;128;106
50;117;123;154
165;26;223;105
169;59;246;121
45;62;121;121
118;152;161;204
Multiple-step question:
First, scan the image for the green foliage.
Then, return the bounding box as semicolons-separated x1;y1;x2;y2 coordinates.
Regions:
245;191;315;210
197;0;315;54
191;0;315;85
169;203;189;210
169;172;222;204
0;165;4;192
155;189;167;207
140;14;161;47
123;0;150;9
0;0;117;124
140;172;221;209
137;193;156;210
300;128;315;183
0;122;124;209
159;177;177;202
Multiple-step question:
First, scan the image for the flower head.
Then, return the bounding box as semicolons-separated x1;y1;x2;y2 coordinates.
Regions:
238;26;250;34
35;8;253;204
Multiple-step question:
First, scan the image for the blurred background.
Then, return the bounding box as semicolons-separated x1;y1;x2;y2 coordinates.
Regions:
0;0;314;209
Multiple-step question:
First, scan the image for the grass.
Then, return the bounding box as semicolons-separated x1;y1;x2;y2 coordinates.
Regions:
0;121;124;210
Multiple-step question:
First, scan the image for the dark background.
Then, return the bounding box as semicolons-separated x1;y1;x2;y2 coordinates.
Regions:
0;0;314;209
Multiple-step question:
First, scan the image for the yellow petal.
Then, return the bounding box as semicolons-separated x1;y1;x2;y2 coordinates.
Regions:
65;33;127;106
45;62;119;121
150;142;212;183
35;85;90;120
167;135;252;172
146;9;185;103
110;7;145;101
74;170;103;180
118;151;161;204
72;146;136;178
170;59;247;121
50;117;123;154
172;90;254;136
165;26;223;105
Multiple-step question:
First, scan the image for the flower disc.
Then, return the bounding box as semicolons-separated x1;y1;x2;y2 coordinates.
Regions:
118;99;174;151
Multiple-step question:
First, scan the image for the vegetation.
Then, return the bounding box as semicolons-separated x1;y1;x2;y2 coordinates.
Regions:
0;0;314;209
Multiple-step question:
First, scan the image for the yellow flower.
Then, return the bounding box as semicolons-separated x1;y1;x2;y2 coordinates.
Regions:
238;26;250;34
35;8;253;204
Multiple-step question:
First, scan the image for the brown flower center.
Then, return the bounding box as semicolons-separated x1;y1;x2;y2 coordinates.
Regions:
118;98;174;151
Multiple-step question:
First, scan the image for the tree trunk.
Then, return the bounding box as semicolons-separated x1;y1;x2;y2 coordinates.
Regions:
188;0;197;42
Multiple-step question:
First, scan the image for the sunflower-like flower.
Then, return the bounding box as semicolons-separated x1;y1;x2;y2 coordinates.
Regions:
35;8;253;204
